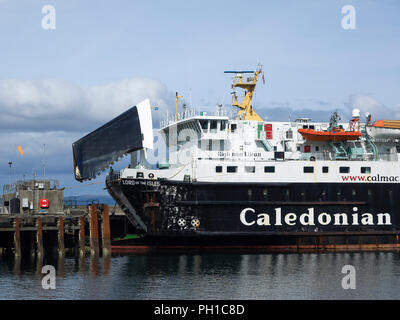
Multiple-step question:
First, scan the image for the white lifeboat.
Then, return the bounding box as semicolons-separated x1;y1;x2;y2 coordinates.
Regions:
366;120;400;139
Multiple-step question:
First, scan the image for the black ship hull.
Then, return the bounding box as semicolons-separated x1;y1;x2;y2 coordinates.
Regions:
107;178;400;251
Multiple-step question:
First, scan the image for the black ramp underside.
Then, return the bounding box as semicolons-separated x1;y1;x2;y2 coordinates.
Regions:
73;106;143;181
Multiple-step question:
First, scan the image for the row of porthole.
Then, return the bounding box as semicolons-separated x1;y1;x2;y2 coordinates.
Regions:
215;165;371;174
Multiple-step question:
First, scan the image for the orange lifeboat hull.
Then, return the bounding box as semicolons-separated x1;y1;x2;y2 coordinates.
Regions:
298;128;362;141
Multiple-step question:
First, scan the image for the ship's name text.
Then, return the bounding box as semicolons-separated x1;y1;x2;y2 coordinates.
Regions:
240;207;392;227
217;151;261;158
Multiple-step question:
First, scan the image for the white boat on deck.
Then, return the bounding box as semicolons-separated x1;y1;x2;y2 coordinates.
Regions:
366;120;400;139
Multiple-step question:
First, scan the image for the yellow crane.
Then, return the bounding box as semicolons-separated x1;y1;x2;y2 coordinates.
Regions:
224;65;264;121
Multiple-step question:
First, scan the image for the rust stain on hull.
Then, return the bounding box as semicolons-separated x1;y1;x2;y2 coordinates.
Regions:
111;243;400;254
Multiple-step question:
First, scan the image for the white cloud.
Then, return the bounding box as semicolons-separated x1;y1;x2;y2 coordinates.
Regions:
87;78;174;124
0;76;175;189
0;77;174;132
345;94;400;121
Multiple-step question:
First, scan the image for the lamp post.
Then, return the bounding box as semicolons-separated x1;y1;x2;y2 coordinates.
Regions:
32;169;37;215
8;161;12;214
8;161;12;187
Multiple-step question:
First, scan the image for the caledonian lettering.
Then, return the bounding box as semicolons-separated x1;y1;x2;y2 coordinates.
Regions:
240;207;392;227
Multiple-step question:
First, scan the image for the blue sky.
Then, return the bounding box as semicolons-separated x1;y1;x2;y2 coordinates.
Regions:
0;0;399;196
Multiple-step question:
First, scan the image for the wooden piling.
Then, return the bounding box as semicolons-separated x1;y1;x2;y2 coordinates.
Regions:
36;216;43;257
14;217;21;257
58;216;65;257
30;231;36;261
102;205;111;255
79;215;85;256
89;206;99;256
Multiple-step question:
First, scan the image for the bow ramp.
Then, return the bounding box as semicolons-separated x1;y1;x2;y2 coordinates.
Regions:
72;99;153;181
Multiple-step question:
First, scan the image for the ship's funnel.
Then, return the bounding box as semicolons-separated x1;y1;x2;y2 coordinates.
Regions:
72;99;153;181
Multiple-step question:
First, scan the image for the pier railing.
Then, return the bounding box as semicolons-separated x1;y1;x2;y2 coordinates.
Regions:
3;179;60;194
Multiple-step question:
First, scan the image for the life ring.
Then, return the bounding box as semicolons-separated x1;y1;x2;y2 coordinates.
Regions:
310;156;316;161
191;219;200;228
177;218;186;227
148;173;154;179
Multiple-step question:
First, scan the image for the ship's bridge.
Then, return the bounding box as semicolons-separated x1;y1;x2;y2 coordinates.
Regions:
159;106;231;147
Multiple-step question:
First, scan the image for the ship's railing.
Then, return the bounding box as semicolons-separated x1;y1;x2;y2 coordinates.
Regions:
160;108;197;128
64;199;100;208
160;106;233;128
2;183;16;194
106;170;121;181
378;153;398;162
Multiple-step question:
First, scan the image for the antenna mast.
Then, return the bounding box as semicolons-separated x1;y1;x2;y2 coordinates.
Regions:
42;144;46;178
175;92;183;121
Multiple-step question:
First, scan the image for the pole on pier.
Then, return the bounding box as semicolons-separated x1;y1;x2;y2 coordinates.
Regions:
89;205;99;256
102;205;111;255
58;216;65;257
14;217;21;257
36;216;44;257
79;215;85;256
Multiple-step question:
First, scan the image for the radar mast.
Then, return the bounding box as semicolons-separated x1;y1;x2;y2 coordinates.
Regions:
224;64;264;121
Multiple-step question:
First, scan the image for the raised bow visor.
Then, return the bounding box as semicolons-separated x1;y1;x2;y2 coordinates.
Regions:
72;99;153;181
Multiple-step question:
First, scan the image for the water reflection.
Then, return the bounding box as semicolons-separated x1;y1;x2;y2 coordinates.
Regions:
89;253;99;276
1;251;400;299
13;256;21;276
103;253;111;275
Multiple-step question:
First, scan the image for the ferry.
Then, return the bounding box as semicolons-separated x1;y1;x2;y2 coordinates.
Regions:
72;66;400;250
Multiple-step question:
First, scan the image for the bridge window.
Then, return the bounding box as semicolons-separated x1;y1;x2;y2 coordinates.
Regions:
221;121;227;131
230;124;237;132
210;121;217;133
220;140;224;151
200;120;208;132
322;166;329;173
303;167;314;173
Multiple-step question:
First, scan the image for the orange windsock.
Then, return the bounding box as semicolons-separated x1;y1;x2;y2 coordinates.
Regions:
17;145;23;156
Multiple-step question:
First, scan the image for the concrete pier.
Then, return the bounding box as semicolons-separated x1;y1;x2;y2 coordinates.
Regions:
0;204;122;258
0;214;88;258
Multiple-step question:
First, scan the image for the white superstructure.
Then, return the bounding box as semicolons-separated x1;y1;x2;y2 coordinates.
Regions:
119;106;400;185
